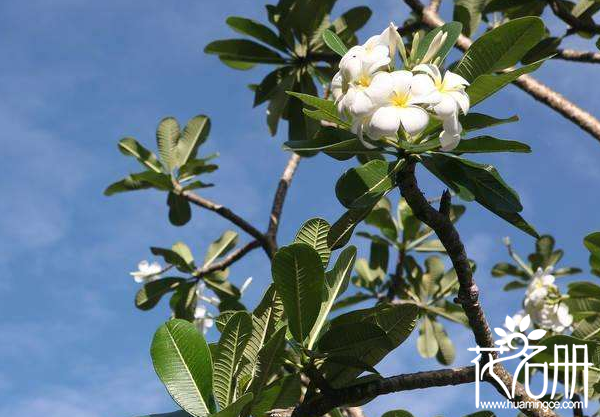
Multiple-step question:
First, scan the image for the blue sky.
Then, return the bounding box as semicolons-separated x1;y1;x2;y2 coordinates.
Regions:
1;1;599;416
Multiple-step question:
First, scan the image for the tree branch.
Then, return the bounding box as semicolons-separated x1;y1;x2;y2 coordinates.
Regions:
554;48;600;64
180;189;273;254
403;0;600;144
396;161;557;417
267;153;301;253
193;240;261;278
292;366;476;417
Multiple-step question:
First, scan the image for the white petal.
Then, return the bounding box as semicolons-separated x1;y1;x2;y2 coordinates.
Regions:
413;63;442;84
348;91;374;117
390;70;413;97
439;129;461;152
366;56;392;74
240;277;253;294
368;106;402;138
449;90;470;115
519;315;531;332
433;94;458;118
137;260;150;270
364;34;381;49
505;315;516;332
353;118;378;149
366;72;394;105
410;73;436;97
444;70;470;88
398;106;430;136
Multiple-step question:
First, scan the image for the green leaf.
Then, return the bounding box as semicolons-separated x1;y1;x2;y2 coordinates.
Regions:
151;319;216;417
308;246;357;349
177;116;211;167
451;136;531;154
136;278;186;310
254;66;294;107
237;285;284;389
491;262;527;278
322;29;348;56
104;173;153;196
467;60;544;107
151;244;194;273
328;205;375;250
266;74;295;136
157;117;181;172
382;411;415;417
286;92;347;127
167;192;192;227
179;160;218;182
522;36;561;65
118;137;163;173
169;282;198;321
213;311;253;409
433;321;455;365
219;58;256;71
138;411;192;417
453;0;487;36
248;326;288;396
205;39;286;64
272;243;325;343
422;154;538;237
454;17;546;82
172;242;195;268
210;393;254;417
294;218;331;268
461;113;519;132
585;232;600;276
319;304;419;385
225;17;288;52
284;128;379;161
330;6;372;43
365;199;398;241
336;160;404;209
417;316;438;358
204;231;239;268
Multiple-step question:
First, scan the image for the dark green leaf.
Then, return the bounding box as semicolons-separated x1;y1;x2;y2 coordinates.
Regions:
451;136;531;154
205;39;286;64
271;243;326;343
136;278;186;310
204;231;239;268
167;192;192;227
226;17;288;52
210;393;253;417
328;205;375;250
454;17;546;81
151;319;216;417
336;160;404;209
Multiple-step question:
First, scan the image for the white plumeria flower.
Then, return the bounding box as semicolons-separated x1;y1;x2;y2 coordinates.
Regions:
363;70;440;140
526;302;573;333
336;63;389;119
420;31;448;64
413;64;470;151
129;260;162;284
196;282;220;306
194;304;214;335
524;267;556;306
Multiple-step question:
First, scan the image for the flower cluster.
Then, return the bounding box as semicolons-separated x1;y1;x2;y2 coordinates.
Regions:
331;23;470;151
523;267;573;333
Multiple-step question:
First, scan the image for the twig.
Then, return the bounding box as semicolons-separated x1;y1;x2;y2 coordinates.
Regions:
554;48;600;64
180;188;273;254
266;153;302;253
292;366;476;417
547;0;600;34
396;161;557;417
403;0;600;144
193;240;261;278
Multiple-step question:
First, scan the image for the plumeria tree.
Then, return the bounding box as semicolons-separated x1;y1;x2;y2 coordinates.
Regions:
106;1;600;417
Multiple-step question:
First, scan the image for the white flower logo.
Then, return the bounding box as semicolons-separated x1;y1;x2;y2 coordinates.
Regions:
494;313;546;350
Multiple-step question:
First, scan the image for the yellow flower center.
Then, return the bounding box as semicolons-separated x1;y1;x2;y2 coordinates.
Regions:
391;92;410;108
357;74;371;88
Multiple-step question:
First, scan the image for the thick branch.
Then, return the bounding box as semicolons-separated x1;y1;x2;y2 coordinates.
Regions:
555;48;600;64
397;161;556;417
180;189;273;254
548;0;600;34
193;240;261;278
266;153;301;252
403;0;600;143
292;366;475;417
